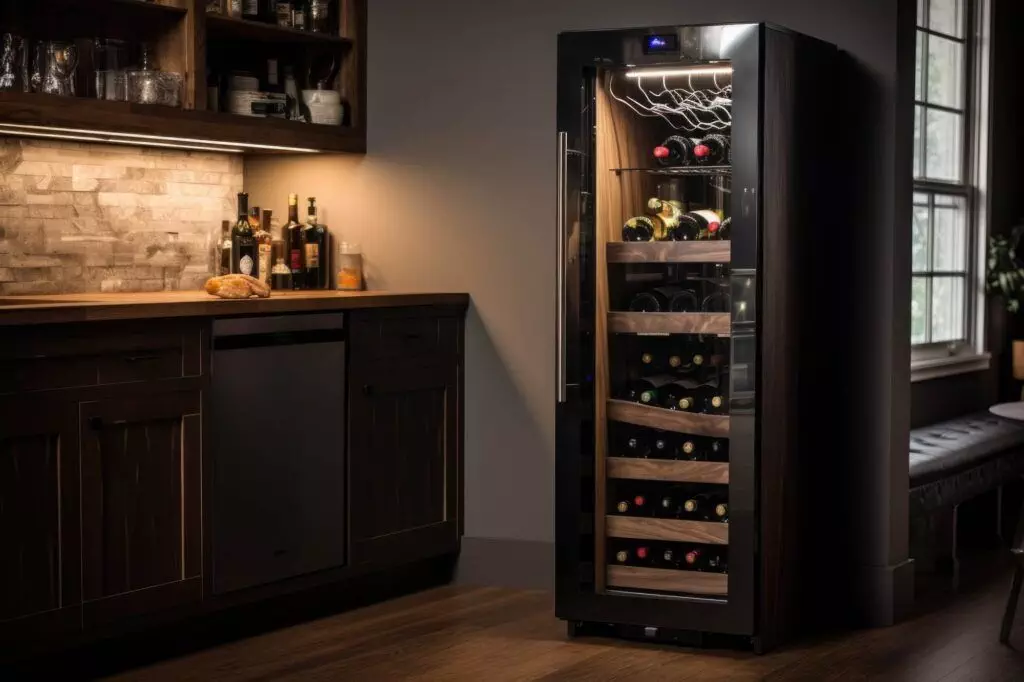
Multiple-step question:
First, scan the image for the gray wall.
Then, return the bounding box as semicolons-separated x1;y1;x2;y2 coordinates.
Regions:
248;0;912;621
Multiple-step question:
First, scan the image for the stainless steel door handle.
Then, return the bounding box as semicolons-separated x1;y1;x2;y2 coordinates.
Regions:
556;131;568;404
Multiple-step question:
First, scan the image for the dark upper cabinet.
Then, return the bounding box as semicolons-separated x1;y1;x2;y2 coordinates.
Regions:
0;400;80;640
348;309;462;564
79;390;202;625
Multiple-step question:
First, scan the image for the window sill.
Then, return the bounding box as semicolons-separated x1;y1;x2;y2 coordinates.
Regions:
910;352;991;383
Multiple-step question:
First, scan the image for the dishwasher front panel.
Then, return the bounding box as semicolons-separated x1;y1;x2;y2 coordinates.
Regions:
211;322;346;594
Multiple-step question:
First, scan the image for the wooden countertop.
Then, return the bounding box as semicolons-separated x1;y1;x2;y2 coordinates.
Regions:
0;290;470;326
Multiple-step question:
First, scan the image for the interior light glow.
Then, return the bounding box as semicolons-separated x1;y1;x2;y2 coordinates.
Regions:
625;66;733;78
0;123;321;153
0;126;245;154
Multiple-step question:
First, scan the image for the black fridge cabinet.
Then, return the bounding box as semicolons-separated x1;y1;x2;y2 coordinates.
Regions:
555;23;838;652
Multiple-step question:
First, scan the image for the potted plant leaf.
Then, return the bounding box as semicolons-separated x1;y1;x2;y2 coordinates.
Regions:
987;225;1024;398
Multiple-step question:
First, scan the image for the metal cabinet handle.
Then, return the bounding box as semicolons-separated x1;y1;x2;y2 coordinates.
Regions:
556;131;568;404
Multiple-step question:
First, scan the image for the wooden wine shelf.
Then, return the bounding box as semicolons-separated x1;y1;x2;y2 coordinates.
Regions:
207;13;354;46
606;515;729;545
606;241;731;264
607;399;730;438
606;457;729;484
607;312;730;336
607;565;728;597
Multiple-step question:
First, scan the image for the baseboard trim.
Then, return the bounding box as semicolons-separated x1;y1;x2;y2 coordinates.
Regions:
455;537;554;590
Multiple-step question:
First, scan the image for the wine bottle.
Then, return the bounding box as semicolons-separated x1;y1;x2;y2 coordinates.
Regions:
709;438;729;461
662;547;682;569
714;502;730;522
680;209;722;239
684;548;728;572
713;216;732;240
624;432;650;458
255;208;274;286
218;220;232;276
647;197;681;234
627;285;692;312
622;215;657;242
285;193;304;289
242;0;260;20
231;193;258;277
614;492;648;515
661;378;701;412
678;437;705;461
624;375;677;406
699;382;728;414
653;135;697;167
683;493;727;521
693;134;731;165
271;257;292;290
701;289;730;313
651;432;672;458
658;486;684;518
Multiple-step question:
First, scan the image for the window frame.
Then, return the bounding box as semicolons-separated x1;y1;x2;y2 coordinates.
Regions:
911;0;992;378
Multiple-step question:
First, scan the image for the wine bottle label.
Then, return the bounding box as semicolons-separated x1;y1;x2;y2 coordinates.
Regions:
617;501;629;513
305;243;320;267
243;0;258;15
239;254;254;276
682;441;695;454
616;551;629;562
292;10;306;29
258;244;272;284
289;249;302;272
715;503;728;518
277;2;293;26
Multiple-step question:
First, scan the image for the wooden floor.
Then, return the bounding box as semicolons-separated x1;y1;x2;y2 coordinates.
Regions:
5;561;1023;681
43;567;1015;682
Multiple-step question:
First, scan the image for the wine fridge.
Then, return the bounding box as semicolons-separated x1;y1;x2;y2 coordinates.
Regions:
555;23;838;652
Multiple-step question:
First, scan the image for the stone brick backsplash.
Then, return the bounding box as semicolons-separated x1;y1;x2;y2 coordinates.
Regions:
0;139;242;295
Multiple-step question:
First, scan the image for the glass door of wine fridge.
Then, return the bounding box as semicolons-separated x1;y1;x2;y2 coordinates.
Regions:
556;23;761;638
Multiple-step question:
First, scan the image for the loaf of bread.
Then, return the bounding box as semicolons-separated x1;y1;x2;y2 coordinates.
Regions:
204;274;271;299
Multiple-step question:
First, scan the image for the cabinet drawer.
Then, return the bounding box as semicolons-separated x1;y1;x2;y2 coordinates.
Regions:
0;322;203;394
350;311;460;363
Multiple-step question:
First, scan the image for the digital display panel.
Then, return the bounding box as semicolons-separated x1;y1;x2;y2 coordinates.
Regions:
642;34;679;54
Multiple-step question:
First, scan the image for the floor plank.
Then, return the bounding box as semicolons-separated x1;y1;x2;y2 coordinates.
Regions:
10;566;1024;681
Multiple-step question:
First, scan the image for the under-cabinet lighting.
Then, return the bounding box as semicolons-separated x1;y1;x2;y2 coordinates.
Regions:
625;66;733;78
0;126;245;153
0;123;321;153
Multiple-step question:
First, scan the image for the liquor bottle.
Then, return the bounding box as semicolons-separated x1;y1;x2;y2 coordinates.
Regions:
276;1;294;26
228;0;243;18
292;0;309;30
283;65;301;120
242;0;260;20
310;0;331;33
693;134;731;165
255;208;274;286
271;257;292;290
218;220;232;275
624;375;676;406
621;215;657;242
231;193;258;277
285;193;304;288
653;135;697;167
303;197;329;289
678;210;722;239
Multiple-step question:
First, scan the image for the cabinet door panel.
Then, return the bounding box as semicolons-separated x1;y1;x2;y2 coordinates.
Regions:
80;391;201;620
0;403;79;626
349;362;458;562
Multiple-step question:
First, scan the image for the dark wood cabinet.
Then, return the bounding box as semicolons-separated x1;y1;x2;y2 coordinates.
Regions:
348;308;463;565
79;391;202;625
0;400;80;641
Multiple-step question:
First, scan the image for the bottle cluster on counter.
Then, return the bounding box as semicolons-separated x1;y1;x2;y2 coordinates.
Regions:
214;1;336;34
223;192;331;290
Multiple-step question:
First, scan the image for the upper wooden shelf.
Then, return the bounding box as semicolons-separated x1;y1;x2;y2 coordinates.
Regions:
606;516;729;545
607;241;730;264
606;457;729;485
607;312;730;336
607;565;727;597
206;14;353;46
0;0;366;154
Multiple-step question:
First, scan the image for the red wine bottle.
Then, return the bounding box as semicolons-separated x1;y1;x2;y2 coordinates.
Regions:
693;134;731;165
653;135;697;167
680;209;722;239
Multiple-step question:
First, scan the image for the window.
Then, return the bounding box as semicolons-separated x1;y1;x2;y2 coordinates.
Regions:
911;0;991;377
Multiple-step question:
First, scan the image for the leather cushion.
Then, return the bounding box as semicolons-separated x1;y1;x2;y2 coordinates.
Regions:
909;412;1024;489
